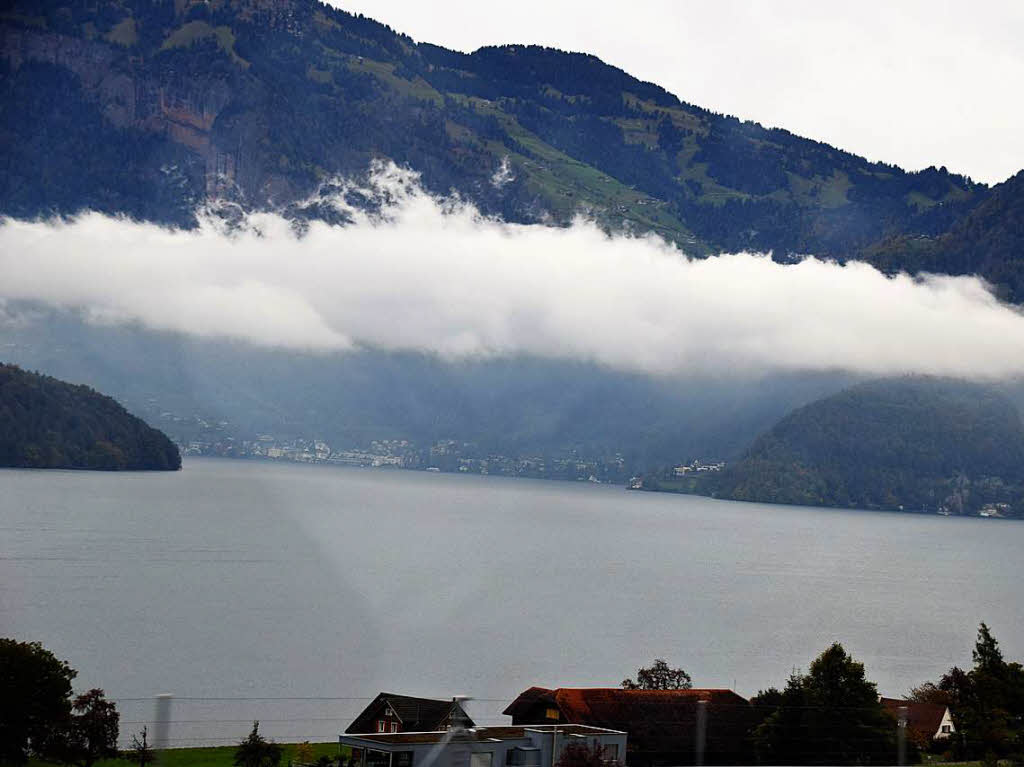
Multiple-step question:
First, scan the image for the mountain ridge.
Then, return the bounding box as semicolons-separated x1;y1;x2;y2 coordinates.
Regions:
3;0;1020;298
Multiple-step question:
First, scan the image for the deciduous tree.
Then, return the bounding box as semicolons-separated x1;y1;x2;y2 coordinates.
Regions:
59;689;120;767
126;727;156;767
0;638;76;764
621;659;692;690
906;681;950;705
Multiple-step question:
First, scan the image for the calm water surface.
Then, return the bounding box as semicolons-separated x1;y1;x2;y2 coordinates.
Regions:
2;458;1021;745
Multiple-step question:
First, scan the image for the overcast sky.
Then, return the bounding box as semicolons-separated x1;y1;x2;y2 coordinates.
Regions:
332;0;1022;186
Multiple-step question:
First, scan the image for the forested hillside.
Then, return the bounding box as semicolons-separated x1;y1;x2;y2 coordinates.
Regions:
708;378;1024;516
865;170;1024;301
1;0;1020;297
0;363;181;470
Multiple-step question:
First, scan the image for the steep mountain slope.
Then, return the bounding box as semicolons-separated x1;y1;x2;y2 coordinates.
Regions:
709;377;1024;515
865;170;1024;301
0;362;181;470
3;2;1022;473
0;0;998;267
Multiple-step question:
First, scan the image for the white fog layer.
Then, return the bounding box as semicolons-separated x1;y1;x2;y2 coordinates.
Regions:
1;165;1022;379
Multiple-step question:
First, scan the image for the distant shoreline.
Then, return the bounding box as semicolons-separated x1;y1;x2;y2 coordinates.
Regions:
174;454;1021;521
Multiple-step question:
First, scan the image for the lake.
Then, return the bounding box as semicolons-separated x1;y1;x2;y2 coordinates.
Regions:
2;457;1021;746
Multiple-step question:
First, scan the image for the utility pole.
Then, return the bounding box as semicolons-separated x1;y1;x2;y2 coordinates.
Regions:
897;706;908;767
695;699;708;767
153;694;173;752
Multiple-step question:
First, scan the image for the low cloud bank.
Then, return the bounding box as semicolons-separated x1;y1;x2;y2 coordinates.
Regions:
1;164;1022;379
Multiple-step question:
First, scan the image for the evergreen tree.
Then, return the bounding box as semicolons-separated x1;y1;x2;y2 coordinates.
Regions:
234;722;282;767
973;623;1004;673
753;643;898;765
917;624;1024;759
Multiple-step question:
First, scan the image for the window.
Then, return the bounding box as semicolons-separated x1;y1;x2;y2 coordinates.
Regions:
506;748;540;767
390;722;399;733
545;708;559;720
470;753;493;767
377;721;387;732
603;745;618;762
941;725;951;733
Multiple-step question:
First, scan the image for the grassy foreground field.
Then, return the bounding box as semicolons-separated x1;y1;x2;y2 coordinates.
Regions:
30;742;340;767
28;747;1002;767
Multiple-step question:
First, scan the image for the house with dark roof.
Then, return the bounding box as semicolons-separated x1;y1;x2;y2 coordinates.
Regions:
346;693;475;735
503;687;756;766
880;697;956;746
339;724;626;767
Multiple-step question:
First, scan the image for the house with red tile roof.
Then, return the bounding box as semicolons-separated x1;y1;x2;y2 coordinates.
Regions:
880;697;956;746
503;687;756;766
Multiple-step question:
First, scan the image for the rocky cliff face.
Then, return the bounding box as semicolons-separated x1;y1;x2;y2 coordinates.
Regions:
0;0;319;206
5;24;246;196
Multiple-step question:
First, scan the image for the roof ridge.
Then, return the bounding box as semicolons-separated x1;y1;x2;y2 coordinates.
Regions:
553;687;739;693
382;692;451;702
